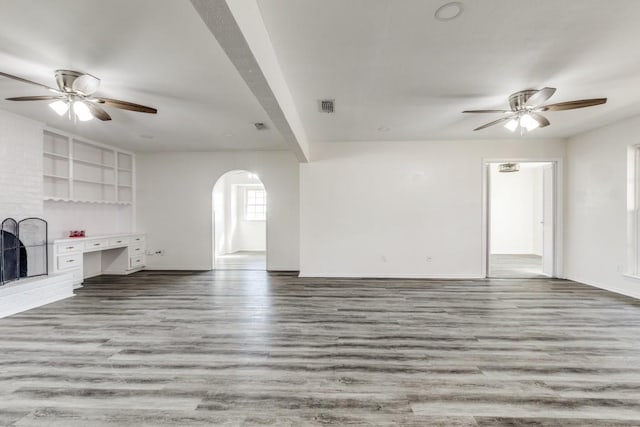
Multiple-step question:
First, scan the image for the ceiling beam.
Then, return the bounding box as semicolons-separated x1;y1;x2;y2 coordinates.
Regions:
190;0;310;162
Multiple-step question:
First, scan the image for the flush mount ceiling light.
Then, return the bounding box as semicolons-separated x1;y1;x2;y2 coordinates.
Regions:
0;69;157;122
463;87;607;134
435;2;464;21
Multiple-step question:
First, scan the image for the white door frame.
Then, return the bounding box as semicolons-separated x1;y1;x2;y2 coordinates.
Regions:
481;158;564;278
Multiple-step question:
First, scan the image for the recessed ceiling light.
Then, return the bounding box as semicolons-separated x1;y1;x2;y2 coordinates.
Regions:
223;133;233;137
434;2;464;21
139;134;154;140
378;126;390;132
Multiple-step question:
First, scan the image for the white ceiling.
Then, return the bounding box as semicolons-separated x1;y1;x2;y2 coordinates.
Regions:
0;0;288;151
257;0;640;141
2;1;640;152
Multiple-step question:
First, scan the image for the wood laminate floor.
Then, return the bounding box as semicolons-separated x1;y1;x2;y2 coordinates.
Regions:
215;251;266;271
489;254;546;278
1;271;640;426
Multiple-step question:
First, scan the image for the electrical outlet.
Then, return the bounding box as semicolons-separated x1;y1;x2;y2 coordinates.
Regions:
145;250;154;256
381;255;387;263
426;256;433;262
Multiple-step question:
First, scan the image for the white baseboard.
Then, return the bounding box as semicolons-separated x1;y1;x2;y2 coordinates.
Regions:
298;272;483;279
569;276;640;300
267;266;299;272
144;266;211;271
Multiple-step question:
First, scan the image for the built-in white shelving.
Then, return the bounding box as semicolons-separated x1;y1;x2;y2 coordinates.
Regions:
42;130;135;204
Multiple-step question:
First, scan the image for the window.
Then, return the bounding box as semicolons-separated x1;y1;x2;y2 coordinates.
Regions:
245;188;266;220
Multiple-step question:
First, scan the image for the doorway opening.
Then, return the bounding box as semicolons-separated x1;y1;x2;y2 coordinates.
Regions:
486;161;555;278
212;170;267;270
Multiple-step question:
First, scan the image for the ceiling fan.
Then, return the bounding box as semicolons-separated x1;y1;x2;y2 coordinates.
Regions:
463;87;606;133
0;69;157;122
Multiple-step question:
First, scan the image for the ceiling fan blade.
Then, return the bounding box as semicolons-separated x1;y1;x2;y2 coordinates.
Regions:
72;74;100;96
0;71;61;94
524;87;556;108
6;95;64;101
87;103;112;121
93;97;157;114
462;109;512;113
473;116;514;131
539;98;607;111
530;112;550;128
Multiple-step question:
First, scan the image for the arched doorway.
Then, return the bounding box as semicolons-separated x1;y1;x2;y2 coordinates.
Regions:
212;170;267;270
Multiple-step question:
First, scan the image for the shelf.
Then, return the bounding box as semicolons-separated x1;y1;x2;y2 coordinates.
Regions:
43;130;134;206
73;158;115;169
44;151;69;160
74;178;115;185
44;197;132;205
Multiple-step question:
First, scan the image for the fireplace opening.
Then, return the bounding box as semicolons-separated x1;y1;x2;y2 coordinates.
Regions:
1;218;48;285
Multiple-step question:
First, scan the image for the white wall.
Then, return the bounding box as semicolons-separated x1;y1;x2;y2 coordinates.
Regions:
490;164;544;255
44;201;133;239
565;115;640;299
300;139;565;278
136;151;298;270
0;110;43;220
230;184;266;252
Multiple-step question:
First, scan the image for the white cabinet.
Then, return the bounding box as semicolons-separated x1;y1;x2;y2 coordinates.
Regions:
50;233;145;288
42;129;135;204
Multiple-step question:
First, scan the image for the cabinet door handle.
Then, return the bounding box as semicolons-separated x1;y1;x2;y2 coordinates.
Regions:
66;246;74;249
93;243;100;246
66;259;75;263
116;240;122;243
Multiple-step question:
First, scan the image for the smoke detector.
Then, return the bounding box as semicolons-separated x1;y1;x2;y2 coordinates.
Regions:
499;163;520;173
319;99;335;113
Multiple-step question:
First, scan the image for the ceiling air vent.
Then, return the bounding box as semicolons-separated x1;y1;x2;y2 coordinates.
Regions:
499;163;520;173
319;99;335;113
254;122;267;130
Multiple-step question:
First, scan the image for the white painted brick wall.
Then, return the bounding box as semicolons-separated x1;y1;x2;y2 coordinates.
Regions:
0;109;44;220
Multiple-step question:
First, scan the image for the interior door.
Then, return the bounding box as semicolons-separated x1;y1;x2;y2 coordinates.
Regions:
542;164;555;276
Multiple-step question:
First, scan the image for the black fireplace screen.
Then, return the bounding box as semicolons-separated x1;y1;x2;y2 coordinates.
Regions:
0;217;47;286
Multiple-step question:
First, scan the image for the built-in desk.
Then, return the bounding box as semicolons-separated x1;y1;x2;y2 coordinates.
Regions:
49;233;145;288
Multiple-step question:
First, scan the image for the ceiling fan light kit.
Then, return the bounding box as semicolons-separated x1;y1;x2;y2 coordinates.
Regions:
463;87;607;133
0;69;157;123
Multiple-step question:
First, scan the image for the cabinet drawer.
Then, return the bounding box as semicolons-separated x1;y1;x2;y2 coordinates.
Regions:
57;243;82;254
109;237;130;247
131;235;145;244
129;244;144;256
57;254;81;271
129;256;145;269
84;239;109;251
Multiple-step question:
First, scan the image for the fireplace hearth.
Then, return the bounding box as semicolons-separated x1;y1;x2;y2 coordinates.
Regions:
0;218;47;285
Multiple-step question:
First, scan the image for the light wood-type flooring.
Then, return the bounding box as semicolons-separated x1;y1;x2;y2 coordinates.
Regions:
215;251;266;271
489;254;546;278
1;270;640;426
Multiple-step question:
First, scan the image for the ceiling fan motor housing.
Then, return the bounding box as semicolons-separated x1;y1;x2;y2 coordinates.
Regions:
55;69;84;92
508;89;538;111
